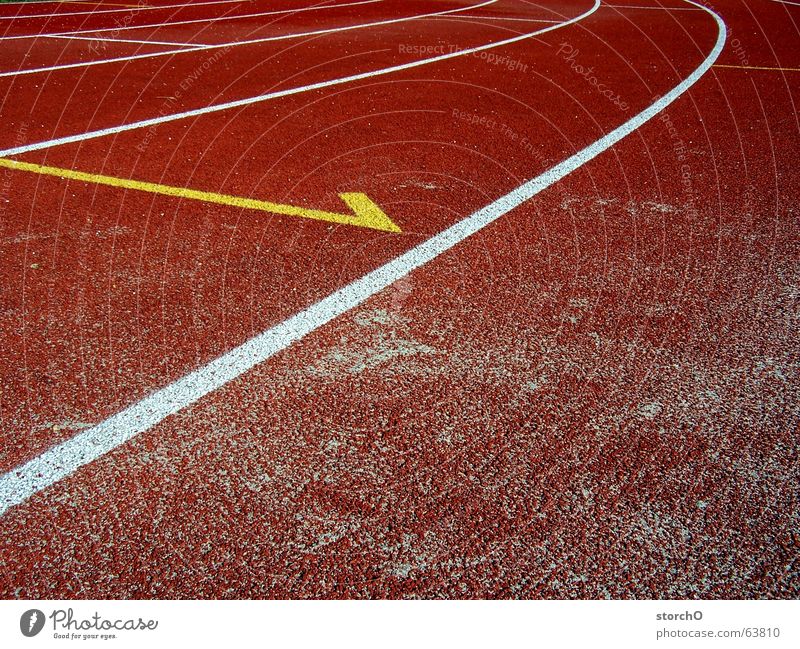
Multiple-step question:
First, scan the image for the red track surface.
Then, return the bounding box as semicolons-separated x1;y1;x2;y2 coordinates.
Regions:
0;0;797;598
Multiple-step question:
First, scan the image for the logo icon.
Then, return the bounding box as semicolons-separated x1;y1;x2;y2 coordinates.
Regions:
20;609;45;637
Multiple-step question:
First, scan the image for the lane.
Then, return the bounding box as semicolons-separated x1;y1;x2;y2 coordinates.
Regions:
0;30;191;72
41;32;206;47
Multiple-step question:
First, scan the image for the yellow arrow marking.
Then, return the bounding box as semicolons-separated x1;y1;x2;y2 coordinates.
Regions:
0;157;401;233
713;64;800;73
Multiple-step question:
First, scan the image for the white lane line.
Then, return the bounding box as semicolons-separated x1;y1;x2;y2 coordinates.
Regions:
0;0;497;79
445;15;558;22
43;33;204;48
603;4;702;9
0;0;383;39
769;0;800;6
0;0;266;20
0;0;727;516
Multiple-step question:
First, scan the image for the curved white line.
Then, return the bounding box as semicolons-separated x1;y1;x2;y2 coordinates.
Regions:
603;4;701;9
446;15;558;22
0;0;727;516
0;0;496;77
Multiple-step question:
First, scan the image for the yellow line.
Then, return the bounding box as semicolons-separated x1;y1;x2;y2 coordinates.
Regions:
0;158;400;233
714;64;800;72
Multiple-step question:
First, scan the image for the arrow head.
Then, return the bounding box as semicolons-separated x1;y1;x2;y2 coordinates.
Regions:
339;193;401;233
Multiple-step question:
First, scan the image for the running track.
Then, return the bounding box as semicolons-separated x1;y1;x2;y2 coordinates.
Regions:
0;0;797;598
